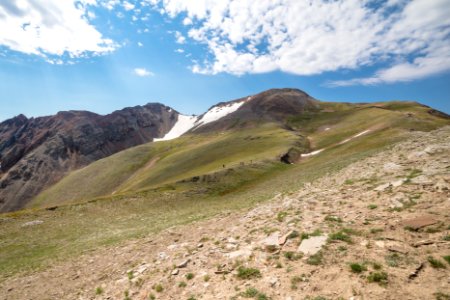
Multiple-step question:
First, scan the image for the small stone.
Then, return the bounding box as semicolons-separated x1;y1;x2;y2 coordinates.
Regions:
375;241;385;248
297;235;327;255
171;269;179;275
374;183;391;192
261;232;280;252
176;259;190;268
226;248;252;260
197;243;204;248
279;231;294;245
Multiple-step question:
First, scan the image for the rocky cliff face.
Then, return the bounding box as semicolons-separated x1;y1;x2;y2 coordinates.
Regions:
0;103;178;212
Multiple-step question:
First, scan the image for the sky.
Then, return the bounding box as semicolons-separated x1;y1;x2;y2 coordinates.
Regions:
1;0;450;122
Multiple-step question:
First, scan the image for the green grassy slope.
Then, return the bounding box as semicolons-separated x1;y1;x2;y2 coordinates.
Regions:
31;123;301;207
0;100;448;279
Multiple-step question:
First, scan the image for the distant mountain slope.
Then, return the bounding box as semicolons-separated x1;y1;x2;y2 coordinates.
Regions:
30;89;450;209
0;103;178;212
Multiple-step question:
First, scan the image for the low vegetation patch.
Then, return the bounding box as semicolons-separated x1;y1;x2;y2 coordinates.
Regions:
306;252;323;265
237;266;262;279
367;271;388;285
428;256;446;269
240;287;269;299
349;263;367;273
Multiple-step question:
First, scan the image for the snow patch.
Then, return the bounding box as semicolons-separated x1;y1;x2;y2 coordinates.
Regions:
154;115;198;142
338;130;371;145
195;100;245;128
301;149;324;157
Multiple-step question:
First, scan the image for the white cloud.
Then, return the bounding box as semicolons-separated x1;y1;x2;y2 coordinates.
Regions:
174;31;186;44
123;1;135;11
150;0;450;84
0;0;116;60
175;48;184;53
134;67;154;76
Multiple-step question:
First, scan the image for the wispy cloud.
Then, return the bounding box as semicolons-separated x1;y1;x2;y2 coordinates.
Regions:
134;68;154;77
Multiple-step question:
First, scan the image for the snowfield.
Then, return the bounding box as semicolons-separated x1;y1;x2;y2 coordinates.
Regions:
153;115;198;142
154;98;251;141
195;100;245;127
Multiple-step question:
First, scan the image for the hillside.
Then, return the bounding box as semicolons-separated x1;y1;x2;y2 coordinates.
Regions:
0;103;178;212
30;91;449;209
1;125;449;300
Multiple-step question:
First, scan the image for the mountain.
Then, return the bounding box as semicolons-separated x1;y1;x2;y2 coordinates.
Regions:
0;103;178;212
1;88;450;290
1;88;449;213
28;88;450;210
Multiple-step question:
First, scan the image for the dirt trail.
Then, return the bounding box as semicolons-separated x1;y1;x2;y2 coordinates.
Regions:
1;127;450;300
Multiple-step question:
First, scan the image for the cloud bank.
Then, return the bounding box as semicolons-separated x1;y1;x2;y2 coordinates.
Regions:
150;0;450;84
0;0;116;61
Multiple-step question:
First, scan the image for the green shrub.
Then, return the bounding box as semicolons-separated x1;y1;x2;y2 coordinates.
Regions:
237;266;262;279
178;281;187;287
185;273;195;280
349;263;367;273
367;272;388;285
368;204;378;210
154;284;164;292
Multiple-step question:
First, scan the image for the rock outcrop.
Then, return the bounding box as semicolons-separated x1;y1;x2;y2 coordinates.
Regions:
0;103;178;212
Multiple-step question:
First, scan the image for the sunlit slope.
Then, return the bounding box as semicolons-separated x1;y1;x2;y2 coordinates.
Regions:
31;100;448;209
31;123;300;207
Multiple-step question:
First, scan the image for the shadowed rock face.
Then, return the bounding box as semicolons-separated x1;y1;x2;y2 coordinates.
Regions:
0;103;178;212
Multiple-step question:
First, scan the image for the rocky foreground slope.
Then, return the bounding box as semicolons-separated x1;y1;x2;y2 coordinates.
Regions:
2;127;449;299
0;104;177;212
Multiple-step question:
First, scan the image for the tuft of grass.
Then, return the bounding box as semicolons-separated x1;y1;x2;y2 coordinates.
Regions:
443;235;450;241
368;204;378;210
324;215;342;223
241;287;259;297
443;256;450;265
203;274;211;282
240;287;269;299
344;179;354;185
178;281;187;288
385;253;402;268
127;271;134;280
277;211;288;222
370;228;384;234
306;252;323;265
367;271;388;285
434;292;450;300
349;263;367;273
428;256;446;269
148;293;156;300
185;273;195;280
328;231;352;243
283;251;302;261
95;287;103;295
154;284;164;293
237;266;262;280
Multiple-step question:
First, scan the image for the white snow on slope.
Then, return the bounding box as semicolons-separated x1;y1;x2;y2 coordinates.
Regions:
338;130;371;145
154;115;198;142
301;149;324;157
195;100;245;127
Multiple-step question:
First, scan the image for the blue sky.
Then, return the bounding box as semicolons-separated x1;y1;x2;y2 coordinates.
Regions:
1;0;449;122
